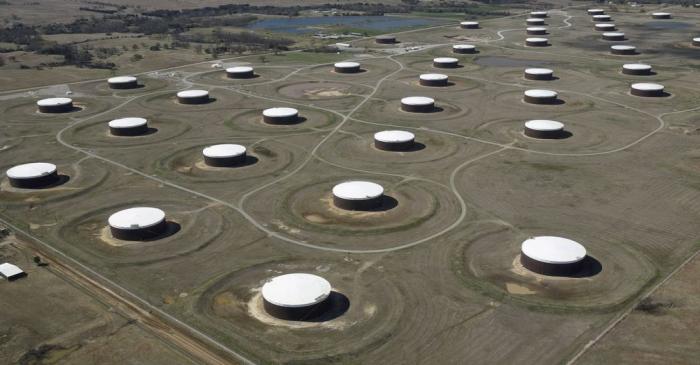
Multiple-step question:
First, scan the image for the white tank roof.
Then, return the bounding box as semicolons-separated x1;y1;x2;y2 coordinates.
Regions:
694;37;700;42
460;21;479;25
588;8;604;12
401;96;434;106
526;37;548;43
525;119;564;131
420;73;448;81
263;107;298;118
433;57;459;63
177;90;209;98
526;18;544;22
593;15;611;19
108;117;147;129
595;23;615;28
525;68;553;75
334;61;360;68
37;97;72;107
333;181;384;200
611;45;636;51
6;162;57;180
261;273;331;308
522;236;587;264
530;11;547;15
374;130;415;143
525;89;557;98
603;32;625;37
0;263;23;277
226;66;254;73
652;12;671;16
527;27;547;31
623;63;652;71
453;44;476;49
108;207;166;230
631;83;664;91
202;144;246;158
108;76;137;84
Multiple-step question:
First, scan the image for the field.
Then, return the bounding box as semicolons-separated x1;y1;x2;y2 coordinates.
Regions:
1;3;700;364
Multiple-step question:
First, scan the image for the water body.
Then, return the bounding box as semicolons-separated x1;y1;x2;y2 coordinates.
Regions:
245;15;442;34
644;21;693;30
475;56;551;68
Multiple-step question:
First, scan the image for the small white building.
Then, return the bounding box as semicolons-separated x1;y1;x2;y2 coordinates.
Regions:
0;263;26;281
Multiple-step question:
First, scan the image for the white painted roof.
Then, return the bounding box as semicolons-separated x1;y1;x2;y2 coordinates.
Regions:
525;68;553;75
263;107;298;118
530;11;547;16
177;90;209;98
526;37;548;43
401;96;434;106
108;117;147;129
332;181;384;200
631;82;664;91
592;15;611;19
526;18;545;23
261;273;331;308
525;119;564;131
0;263;23;278
460;21;479;25
37;97;72;107
623;63;652;71
595;23;615;28
108;207;166;230
603;32;625;37
525;89;558;98
433;57;459;63
6;162;57;179
694;37;700;42
376;35;395;39
453;44;476;49
226;66;254;73
652;12;671;16
521;236;587;264
588;8;604;12
374;130;415;143
202;144;246;158
420;73;448;81
611;45;636;50
334;61;360;68
527;27;547;31
108;76;137;84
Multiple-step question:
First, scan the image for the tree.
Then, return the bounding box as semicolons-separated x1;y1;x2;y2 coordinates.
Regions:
130;53;143;62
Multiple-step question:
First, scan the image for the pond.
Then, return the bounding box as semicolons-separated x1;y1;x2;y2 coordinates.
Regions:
245;15;444;34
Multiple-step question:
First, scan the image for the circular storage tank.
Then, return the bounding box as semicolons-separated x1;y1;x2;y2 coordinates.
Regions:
262;107;299;124
611;45;637;55
6;162;58;189
433;57;459;68
262;273;332;321
526;18;546;26
460;21;479;29
631;83;665;97
108;207;167;241
452;44;477;54
693;37;700;47
374;130;416;151
107;76;138;89
588;9;605;15
37;97;73;113
530;11;548;18
524;120;565;139
375;35;396;44
202;144;247;167
527;27;547;35
419;73;449;87
334;61;361;73
526;37;549;47
651;12;671;19
401;96;435;112
602;32;625;41
524;89;559;104
332;181;385;210
226;66;255;79
520;236;587;276
622;63;653;75
592;14;612;22
524;68;554;80
109;117;148;136
177;90;210;104
595;23;616;31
